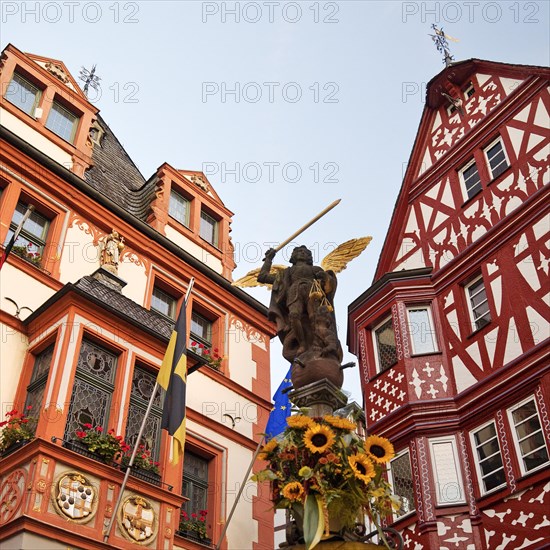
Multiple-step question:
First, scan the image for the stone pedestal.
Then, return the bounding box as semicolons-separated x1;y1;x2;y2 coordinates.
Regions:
289;378;348;417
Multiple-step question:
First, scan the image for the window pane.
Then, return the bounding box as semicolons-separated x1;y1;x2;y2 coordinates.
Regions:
30;345;55;383
5;73;40;115
125;404;162;462
408;308;437;355
45;101;79;143
462;163;482;198
169;190;190;226
390;452;415;518
467;277;491;330
486;141;508;179
151;287;176;319
200;211;218;247
473;422;505;493
182;451;209;517
375;318;397;371
76;339;117;383
5;202;50;255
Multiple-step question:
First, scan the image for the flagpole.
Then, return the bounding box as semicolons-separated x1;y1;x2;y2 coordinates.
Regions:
103;277;195;543
215;435;265;550
0;205;35;270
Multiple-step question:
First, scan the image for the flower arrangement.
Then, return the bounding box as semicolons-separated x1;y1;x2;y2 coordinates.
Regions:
179;509;208;539
75;424;130;463
252;414;401;550
12;243;42;267
121;444;160;474
190;341;224;370
0;406;35;453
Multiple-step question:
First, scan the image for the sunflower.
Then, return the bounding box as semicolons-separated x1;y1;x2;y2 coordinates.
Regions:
303;423;335;454
348;453;375;484
286;415;314;429
281;481;305;502
258;438;278;460
364;435;395;464
323;415;356;431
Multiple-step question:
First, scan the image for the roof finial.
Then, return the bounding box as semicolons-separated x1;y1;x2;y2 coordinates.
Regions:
79;65;101;96
429;24;458;67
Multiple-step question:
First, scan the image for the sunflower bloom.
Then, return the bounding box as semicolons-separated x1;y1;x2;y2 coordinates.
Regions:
303;424;335;454
258;438;278;460
364;435;395;464
348;453;375;484
286;415;314;429
323;415;356;431
282;481;305;502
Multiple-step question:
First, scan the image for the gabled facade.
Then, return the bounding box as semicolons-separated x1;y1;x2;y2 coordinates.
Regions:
0;44;276;549
348;59;549;549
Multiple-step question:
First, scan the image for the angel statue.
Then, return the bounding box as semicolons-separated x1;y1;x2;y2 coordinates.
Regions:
234;237;371;390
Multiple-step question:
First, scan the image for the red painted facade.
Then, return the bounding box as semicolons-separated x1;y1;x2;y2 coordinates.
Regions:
348;60;549;549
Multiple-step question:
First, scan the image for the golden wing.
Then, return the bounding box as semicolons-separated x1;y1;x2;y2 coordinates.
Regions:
321;237;372;274
232;265;286;289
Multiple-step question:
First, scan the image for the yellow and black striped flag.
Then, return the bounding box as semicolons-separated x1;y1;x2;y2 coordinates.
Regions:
157;302;188;464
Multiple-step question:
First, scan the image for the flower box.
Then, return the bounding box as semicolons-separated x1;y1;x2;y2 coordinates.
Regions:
0;438;31;458
124;465;162;487
177;530;212;546
65;439;114;465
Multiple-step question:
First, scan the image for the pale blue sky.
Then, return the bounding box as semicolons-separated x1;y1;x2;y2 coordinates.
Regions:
2;1;549;404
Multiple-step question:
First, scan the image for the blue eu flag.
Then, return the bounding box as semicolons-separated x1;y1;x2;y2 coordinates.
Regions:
264;367;292;440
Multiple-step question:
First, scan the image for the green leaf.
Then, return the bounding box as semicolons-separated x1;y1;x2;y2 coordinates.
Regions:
303;494;324;550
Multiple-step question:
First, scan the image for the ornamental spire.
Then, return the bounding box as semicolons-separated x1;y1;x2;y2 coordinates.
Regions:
429;24;459;66
79;64;101;96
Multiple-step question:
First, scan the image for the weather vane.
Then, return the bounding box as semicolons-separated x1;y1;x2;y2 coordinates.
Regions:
79;65;101;96
429;24;459;67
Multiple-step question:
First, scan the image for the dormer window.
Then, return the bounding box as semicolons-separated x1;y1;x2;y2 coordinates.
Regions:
45;99;79;143
5;71;41;117
200;210;219;247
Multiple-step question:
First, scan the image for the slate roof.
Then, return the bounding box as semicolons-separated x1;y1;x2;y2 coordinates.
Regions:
85;115;157;221
70;275;174;340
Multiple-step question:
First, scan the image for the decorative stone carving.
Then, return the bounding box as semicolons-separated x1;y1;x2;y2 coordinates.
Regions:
0;469;27;524
52;472;97;523
100;230;125;275
118;495;157;544
44;61;70;84
289;379;348;417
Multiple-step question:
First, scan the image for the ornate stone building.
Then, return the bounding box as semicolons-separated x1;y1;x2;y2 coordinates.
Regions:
0;44;275;549
348;59;549;548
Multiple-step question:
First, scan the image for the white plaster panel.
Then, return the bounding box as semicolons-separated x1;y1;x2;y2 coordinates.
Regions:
187;372;256;439
476;74;492;88
514;104;531;123
526;306;550;344
404;207;420;234
395;238;425;269
452;355;478;393
165;225;223;274
419;148;432;176
517;255;541;292
500;77;523;96
484;327;499;369
506;126;525;157
503;317;523;366
533;216;550;241
535;97;550;129
490;275;502;317
227;327;257;392
59;224;99;284
465;341;482;371
0;107;72;168
0;262;55;314
118;258;148;306
0;323;28;412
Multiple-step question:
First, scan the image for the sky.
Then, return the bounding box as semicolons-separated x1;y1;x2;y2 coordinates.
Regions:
2;0;549;405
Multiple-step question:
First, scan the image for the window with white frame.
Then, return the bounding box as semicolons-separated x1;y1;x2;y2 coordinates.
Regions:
508;397;549;474
5;71;41;116
4;201;50;263
464;82;475;99
199;210;219;247
407;306;438;355
169;189;190;227
471;421;506;494
388;450;415;519
459;158;482;200
373;316;398;372
484;138;509;181
465;274;491;331
151;286;177;319
45;99;79;143
429;436;466;505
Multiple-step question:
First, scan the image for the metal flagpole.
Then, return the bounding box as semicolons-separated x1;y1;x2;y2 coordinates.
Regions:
103;278;195;543
215;435;265;550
